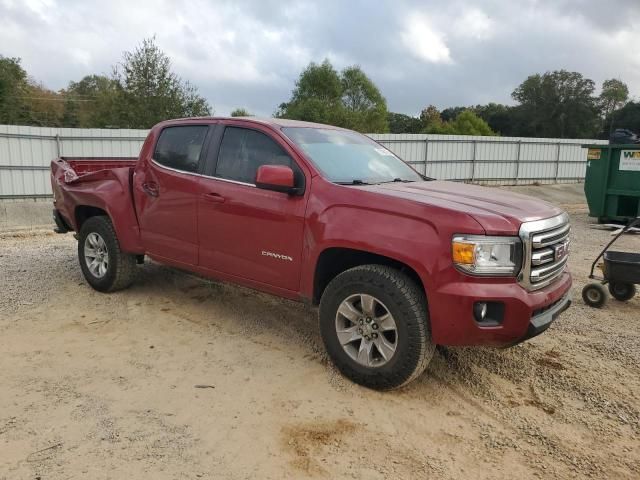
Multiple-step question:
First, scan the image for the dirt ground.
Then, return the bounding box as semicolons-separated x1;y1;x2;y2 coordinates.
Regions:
1;184;639;479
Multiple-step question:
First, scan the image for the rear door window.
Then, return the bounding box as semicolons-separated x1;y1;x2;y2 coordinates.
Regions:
153;126;208;173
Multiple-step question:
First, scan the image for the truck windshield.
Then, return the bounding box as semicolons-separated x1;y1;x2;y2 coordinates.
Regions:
281;127;422;184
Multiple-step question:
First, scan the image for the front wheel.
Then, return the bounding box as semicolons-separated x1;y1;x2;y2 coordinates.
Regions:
608;282;636;302
319;265;435;390
582;283;607;308
78;216;137;292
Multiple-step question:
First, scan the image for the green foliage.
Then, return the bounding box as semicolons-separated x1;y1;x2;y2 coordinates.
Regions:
276;60;345;126
387;112;422;133
113;37;211;128
419;105;443;131
473;103;515;136
340;66;388;132
610;101;640;133
600;79;629;117
277;60;388;132
599;78;629;136
0;56;64;126
426;109;496;136
1;39;211;128
230;108;251;117
62;75;120;127
511;70;599;138
440;106;466;123
0;56;33;124
2;50;638;139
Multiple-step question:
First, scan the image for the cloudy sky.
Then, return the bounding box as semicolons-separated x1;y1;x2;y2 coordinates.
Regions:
2;0;639;116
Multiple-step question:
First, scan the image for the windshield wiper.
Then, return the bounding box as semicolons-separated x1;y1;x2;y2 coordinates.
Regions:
378;178;416;184
334;179;373;186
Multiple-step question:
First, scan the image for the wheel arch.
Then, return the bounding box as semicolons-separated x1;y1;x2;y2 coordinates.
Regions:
312;247;426;306
75;205;109;230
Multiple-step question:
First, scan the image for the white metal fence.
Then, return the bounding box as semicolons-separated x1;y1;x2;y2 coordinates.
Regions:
0;125;147;200
371;133;607;184
0;124;607;200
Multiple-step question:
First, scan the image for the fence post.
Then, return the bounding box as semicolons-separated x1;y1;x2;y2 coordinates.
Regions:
470;140;477;182
54;134;61;158
423;137;429;177
555;142;561;182
515;140;522;184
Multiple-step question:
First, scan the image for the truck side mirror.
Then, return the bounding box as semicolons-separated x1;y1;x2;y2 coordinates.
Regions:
255;165;301;195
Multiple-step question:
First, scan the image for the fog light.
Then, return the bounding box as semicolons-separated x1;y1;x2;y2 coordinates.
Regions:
474;302;488;321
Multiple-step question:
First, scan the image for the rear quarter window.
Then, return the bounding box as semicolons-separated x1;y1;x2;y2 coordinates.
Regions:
153;126;208;173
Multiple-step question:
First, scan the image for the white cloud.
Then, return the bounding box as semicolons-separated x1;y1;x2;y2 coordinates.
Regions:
401;13;452;64
454;8;494;40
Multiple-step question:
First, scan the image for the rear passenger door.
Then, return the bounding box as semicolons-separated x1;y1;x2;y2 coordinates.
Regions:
134;124;212;266
196;124;308;292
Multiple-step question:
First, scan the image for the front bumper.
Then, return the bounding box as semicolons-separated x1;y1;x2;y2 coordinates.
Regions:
428;271;572;347
518;291;571;344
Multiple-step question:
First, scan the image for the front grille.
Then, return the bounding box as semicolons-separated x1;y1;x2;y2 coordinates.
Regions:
519;213;570;291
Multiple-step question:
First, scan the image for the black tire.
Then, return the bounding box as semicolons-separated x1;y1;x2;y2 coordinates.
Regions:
319;265;435;390
582;283;607;308
77;216;137;292
608;282;636;302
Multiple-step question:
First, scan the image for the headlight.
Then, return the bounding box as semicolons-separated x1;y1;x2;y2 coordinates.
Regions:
452;235;522;276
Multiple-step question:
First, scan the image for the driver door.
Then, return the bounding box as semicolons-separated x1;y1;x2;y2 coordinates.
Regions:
196;124;308;291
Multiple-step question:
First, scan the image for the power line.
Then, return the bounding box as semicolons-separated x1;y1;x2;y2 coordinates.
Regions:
14;96;96;102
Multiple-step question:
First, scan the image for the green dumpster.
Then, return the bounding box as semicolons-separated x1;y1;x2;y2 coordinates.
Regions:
583;144;640;222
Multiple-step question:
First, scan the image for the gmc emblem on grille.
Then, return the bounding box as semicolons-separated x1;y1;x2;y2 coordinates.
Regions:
554;241;569;261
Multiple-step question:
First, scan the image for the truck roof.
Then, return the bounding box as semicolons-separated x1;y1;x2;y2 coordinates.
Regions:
165;116;346;130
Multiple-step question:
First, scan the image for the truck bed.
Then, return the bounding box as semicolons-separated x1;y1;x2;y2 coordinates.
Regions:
50;156;141;245
52;156;138;180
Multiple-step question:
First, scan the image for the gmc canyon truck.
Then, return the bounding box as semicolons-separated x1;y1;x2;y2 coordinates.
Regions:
51;117;572;390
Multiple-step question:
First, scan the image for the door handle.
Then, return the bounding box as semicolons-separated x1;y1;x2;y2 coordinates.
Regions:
202;192;225;204
142;182;159;197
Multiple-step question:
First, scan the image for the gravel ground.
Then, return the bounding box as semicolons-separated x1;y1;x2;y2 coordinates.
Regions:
0;184;639;479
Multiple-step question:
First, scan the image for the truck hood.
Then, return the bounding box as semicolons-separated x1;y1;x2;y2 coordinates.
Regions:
364;180;564;234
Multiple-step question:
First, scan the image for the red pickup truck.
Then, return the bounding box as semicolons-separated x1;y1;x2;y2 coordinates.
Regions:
51;117;572;390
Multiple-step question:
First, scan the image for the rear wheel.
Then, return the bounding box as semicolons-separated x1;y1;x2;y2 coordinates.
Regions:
78;216;137;292
319;265;435;390
582;283;607;308
608;282;636;302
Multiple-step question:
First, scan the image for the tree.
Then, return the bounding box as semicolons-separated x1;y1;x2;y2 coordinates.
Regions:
511;70;599;138
230;107;251;117
22;81;64;126
440;106;466;123
387;112;422;133
277;60;388;132
62;75;120;127
113;37;211;128
473;103;515;136
276;60;345;126
419;105;443;131
426;110;496;136
610;101;640;133
600;79;629;117
0;56;32;124
599;78;629;136
340;66;388;132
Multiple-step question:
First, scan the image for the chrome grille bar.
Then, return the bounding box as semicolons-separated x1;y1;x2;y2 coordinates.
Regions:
531;248;554;266
519;212;570;291
531;223;571;248
531;256;568;283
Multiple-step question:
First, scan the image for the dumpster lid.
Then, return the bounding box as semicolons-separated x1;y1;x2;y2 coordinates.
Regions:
581;144;640;149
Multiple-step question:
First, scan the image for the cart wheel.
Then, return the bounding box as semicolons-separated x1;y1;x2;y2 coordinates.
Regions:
608;282;636;302
582;283;607;308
